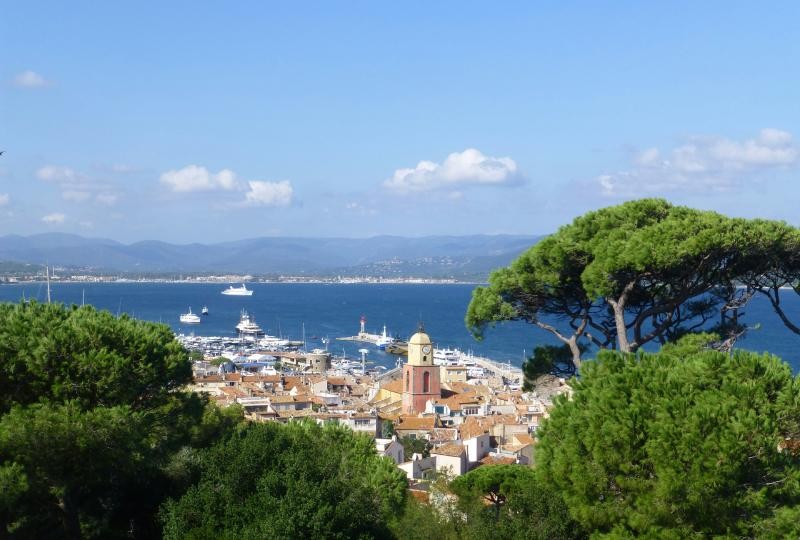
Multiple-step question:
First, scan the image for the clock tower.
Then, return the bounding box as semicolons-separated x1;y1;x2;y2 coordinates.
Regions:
402;326;441;415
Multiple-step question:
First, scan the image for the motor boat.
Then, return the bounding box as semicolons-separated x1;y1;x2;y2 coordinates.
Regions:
236;310;263;335
201;306;209;315
179;307;201;324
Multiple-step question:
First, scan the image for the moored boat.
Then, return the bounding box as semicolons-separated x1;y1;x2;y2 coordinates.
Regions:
236;310;263;335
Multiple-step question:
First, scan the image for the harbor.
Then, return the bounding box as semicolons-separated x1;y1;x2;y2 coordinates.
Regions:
178;323;523;389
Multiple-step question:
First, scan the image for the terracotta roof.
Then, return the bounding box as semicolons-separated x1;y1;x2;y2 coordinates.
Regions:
501;443;531;453
327;376;347;386
430;428;459;443
349;384;368;397
444;365;467;371
381;379;404;395
512;434;535;446
431;443;466;457
220;386;248;398
479;455;516;465
241;374;281;383
459;414;521;440
195;374;223;382
395;415;437;431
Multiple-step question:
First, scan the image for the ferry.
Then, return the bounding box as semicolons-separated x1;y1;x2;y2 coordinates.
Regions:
221;284;253;296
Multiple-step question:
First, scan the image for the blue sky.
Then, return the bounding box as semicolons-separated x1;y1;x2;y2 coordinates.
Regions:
1;2;798;243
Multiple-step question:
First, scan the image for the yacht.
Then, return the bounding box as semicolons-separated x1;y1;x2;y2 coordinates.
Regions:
221;284;253;296
179;307;201;325
236;310;263;335
434;347;461;365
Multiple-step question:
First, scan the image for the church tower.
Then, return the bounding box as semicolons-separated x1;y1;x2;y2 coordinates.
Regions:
402;326;441;415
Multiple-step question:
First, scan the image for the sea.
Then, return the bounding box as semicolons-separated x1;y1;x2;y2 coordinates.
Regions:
1;282;799;372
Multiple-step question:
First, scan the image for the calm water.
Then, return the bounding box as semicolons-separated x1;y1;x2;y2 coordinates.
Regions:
1;282;799;371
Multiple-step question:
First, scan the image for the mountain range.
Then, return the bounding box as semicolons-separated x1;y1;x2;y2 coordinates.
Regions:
0;233;542;279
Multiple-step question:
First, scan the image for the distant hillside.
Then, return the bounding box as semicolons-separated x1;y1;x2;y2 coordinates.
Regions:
0;233;542;279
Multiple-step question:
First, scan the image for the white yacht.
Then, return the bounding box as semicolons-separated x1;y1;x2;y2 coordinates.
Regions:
434;347;461;365
221;284;253;296
179;307;201;325
236;310;263;335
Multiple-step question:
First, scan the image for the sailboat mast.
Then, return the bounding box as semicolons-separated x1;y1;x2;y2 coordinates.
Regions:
46;265;51;304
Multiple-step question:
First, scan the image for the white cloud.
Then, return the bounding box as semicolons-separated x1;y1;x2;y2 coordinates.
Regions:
243;180;293;207
160;165;238;192
37;165;80;182
598;129;798;197
13;70;49;88
0;194;8;206
62;190;91;202
384;148;520;194
42;213;65;225
95;193;118;206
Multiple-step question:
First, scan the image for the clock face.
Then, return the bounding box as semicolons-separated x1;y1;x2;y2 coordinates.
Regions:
422;345;432;354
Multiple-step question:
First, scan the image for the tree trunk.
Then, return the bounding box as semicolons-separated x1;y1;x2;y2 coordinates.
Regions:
58;488;82;540
567;337;582;369
608;280;636;353
609;299;630;352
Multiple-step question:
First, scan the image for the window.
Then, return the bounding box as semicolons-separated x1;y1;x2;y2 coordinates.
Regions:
354;418;371;426
423;371;430;393
423;355;428;363
406;374;409;392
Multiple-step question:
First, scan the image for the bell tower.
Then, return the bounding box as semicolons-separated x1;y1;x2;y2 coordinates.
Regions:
402;326;441;414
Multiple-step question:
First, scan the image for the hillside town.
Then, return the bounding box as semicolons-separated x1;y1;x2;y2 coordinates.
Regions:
188;325;571;489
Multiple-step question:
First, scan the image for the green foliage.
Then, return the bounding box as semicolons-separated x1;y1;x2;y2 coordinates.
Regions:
160;420;408;539
522;344;581;387
451;464;536;513
466;199;800;366
0;301;191;412
400;435;432;458
450;465;581;540
381;419;396;438
0;301;204;539
390;497;460;540
535;344;800;537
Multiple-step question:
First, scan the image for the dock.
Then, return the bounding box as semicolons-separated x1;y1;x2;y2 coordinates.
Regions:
336;332;381;345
